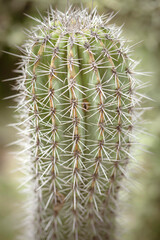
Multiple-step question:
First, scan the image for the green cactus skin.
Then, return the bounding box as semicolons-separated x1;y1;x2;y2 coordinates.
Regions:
13;7;144;240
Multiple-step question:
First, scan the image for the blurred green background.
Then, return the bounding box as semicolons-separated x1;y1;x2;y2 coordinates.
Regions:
0;0;159;239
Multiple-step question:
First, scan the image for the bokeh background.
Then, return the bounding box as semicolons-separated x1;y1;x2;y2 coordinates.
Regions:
0;0;160;239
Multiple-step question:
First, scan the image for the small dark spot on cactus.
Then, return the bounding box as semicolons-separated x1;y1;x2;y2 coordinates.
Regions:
124;53;128;59
91;60;98;71
50;107;56;116
73;117;79;126
128;124;133;131
114;161;119;168
72;209;77;216
89;186;94;195
84;42;91;52
32;33;39;41
71;98;78;108
91;31;100;40
105;34;112;40
73;167;79;175
52;141;58;150
69;78;76;88
53;46;59;55
96;83;103;94
32;74;37;82
127;141;131;148
35;55;41;64
115;141;121;150
117;49;128;59
116;124;121;132
116;185;121;190
51;168;56;178
52;125;57;134
54;192;65;214
125;67;132;75
73;150;81;159
35;156;39;163
68;56;74;67
32;94;37;102
95;156;102;163
34;109;39;116
102;48;110;58
49;88;54;97
115;87;121;97
110;173;115;182
98;120;105;131
98;103;105;113
50;67;56;77
82;100;89;111
117;49;122;55
112;67;117;75
89;211;94;219
36;126;40;133
42;35;50;44
74;134;80;143
121;172;125;177
116;106;121;115
51;156;57;164
93;172;98;180
69;36;74;48
128;87;133;95
98;140;104;149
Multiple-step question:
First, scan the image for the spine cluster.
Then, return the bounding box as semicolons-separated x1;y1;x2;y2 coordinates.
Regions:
12;7;146;240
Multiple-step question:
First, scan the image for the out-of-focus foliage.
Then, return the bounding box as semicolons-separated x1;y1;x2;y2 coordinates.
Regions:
0;177;20;240
126;137;160;240
0;0;159;240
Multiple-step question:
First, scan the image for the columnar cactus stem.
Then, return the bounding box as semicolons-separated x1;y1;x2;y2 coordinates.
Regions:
13;7;146;240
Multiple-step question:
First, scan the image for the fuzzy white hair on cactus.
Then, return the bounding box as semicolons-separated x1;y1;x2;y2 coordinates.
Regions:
8;5;149;240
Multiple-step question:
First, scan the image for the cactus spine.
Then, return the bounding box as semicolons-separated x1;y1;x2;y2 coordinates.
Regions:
14;7;144;240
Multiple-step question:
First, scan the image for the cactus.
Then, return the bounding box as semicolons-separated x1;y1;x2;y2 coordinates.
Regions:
13;6;144;240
